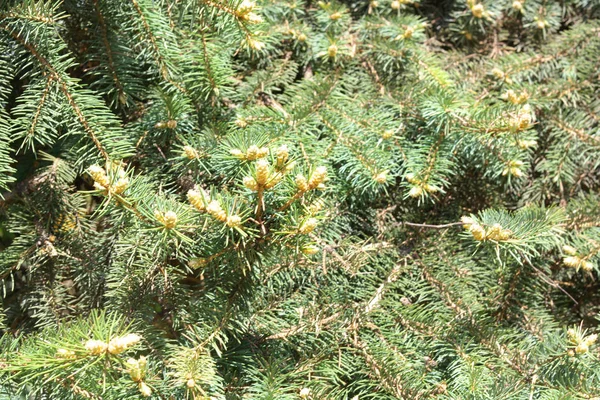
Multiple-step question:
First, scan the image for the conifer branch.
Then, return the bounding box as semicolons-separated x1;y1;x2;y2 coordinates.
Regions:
0;24;111;161
93;0;127;106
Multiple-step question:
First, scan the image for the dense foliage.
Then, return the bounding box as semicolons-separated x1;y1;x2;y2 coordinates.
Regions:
1;0;600;398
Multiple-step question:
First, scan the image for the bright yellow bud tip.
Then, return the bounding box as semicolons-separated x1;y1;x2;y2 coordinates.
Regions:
471;3;484;18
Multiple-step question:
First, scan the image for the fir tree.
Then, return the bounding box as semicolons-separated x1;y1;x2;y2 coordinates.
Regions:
1;0;600;398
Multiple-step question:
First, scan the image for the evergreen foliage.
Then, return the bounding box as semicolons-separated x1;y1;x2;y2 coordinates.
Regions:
1;0;600;398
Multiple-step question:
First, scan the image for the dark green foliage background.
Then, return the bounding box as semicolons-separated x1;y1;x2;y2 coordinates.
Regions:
1;0;600;398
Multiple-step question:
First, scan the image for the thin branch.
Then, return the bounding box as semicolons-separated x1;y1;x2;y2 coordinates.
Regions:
400;221;463;229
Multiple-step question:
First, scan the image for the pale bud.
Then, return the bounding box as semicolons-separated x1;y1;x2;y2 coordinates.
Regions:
207;201;227;222
247;37;265;51
112;177;129;194
309;199;325;213
246;145;260;160
486;224;503;240
238;0;255;15
575;342;589;354
230;149;246;159
128;361;142;382
503;89;518;104
471;3;484;18
461;216;476;229
408;186;423;198
245;12;262;23
302;244;320;255
276;145;289;166
85;339;107;355
469;224;487;241
296;174;309;192
373;171;388;184
243;176;259;191
516;139;536;149
563;256;581;268
188;188;208;211
299;218;318;234
139;382;152;397
585;334;598;346
581;260;594;272
423;183;437;193
257;147;270;158
265;172;283;189
226;215;242;228
56;349;76;359
183;146;199;159
562;245;577;256
155;210;178;229
509;167;523;178
308;166;327;189
138;355;147;369
328;44;338;58
89;165;109;187
491;68;505;80
512;0;522;11
256;159;270;185
108;333;141;354
567;328;577;338
189;258;208;269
